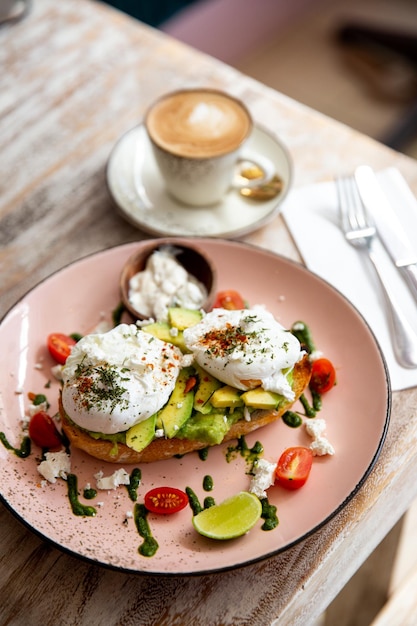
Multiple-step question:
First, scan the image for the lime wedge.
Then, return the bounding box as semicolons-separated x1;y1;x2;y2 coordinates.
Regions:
192;492;262;540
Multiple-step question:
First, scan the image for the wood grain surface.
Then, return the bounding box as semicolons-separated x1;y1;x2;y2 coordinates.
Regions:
1;1;417;625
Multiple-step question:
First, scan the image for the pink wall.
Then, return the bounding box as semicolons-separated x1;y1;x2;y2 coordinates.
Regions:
162;0;319;64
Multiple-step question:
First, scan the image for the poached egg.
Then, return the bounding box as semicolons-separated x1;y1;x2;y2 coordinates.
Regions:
61;324;183;434
183;308;302;401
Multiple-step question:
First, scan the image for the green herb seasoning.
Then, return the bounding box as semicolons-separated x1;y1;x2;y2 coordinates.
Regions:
0;433;31;458
67;474;96;517
73;361;130;414
134;503;159;557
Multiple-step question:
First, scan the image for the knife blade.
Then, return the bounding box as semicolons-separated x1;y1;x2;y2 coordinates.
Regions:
354;165;417;305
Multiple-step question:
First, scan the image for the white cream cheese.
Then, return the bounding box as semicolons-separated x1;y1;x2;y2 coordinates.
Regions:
128;248;207;321
183;308;302;400
61;324;183;434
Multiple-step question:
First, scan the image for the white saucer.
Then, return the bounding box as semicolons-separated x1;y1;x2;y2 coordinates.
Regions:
106;123;292;239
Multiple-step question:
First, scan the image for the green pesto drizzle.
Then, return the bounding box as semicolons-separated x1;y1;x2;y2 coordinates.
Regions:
226;436;263;471
203;496;215;509
202;475;213;491
0;433;31;458
260;498;279;531
32;393;49;408
126;468;142;502
282;411;303;428
185;487;203;516
134;503;159;557
83;487;97;500
299;394;317;418
67;474;96;517
291;321;315;353
198;447;209;461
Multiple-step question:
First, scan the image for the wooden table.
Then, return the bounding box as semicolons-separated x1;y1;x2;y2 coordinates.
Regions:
1;2;417;624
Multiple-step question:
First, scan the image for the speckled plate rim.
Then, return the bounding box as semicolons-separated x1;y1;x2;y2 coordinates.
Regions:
106;124;293;239
0;239;391;577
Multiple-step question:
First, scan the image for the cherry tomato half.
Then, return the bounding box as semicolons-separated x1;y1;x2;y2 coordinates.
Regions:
212;290;245;310
29;411;62;449
309;358;336;394
144;486;189;515
275;446;313;490
47;333;77;365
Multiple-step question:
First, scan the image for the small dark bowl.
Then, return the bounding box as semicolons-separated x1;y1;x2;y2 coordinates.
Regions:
120;238;217;321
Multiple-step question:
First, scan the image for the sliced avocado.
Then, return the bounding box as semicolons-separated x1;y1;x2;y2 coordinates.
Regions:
125;414;157;452
168;307;202;330
177;409;243;445
193;364;223;414
241;388;282;410
143;321;187;352
211;385;244;409
157;367;195;438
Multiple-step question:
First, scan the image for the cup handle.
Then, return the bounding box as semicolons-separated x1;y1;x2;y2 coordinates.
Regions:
233;149;275;189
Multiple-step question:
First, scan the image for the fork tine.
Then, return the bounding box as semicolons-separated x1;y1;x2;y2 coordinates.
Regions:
337;175;371;233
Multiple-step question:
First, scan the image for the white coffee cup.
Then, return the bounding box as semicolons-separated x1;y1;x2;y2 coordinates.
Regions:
144;88;275;207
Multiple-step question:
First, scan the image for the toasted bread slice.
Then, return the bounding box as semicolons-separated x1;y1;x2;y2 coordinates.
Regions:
60;355;311;464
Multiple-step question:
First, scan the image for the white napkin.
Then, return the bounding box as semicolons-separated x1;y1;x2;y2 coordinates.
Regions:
282;167;417;391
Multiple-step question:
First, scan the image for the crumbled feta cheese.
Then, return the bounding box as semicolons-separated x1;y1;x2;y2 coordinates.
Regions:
249;458;277;499
51;364;63;381
169;327;179;337
37;451;71;483
28;401;48;416
94;468;130;490
305;418;335;456
309;350;324;362
155;428;164;438
305;418;326;439
310;437;335;457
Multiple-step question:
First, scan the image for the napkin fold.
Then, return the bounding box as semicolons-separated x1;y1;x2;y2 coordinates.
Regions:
282;167;417;392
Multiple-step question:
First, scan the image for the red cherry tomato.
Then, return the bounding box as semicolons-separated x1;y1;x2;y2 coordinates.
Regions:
144;487;189;515
309;358;336;394
275;446;313;490
47;333;77;365
29;411;62;449
212;290;245;310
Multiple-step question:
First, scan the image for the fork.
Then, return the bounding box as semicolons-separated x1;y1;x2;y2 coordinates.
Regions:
336;174;417;369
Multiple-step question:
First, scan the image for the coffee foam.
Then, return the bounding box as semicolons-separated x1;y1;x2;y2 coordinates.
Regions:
146;91;251;158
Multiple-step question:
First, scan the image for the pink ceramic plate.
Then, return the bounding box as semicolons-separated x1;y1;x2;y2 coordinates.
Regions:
0;239;390;575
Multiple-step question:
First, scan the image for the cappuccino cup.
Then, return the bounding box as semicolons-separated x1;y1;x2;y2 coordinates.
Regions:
144;89;275;206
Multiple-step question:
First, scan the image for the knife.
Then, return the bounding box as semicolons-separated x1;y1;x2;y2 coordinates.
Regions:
354;165;417;305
